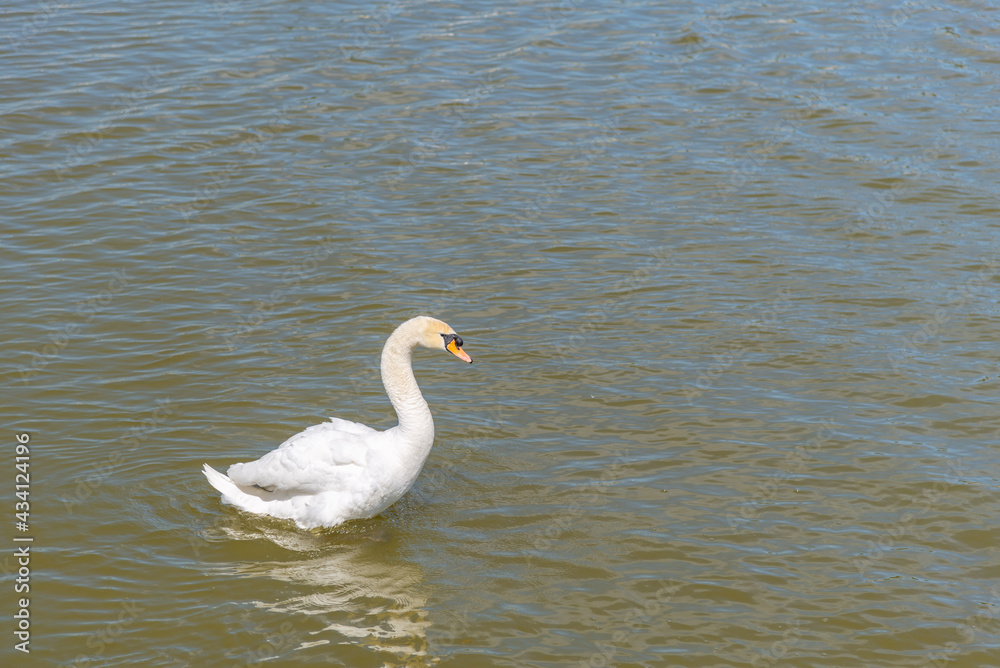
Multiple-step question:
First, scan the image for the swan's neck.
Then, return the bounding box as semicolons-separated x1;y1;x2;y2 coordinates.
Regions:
380;329;434;443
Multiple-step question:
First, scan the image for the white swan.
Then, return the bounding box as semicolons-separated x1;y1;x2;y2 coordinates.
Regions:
202;315;473;529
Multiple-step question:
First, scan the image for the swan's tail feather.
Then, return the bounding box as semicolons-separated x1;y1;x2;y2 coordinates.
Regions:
202;463;238;496
202;463;269;514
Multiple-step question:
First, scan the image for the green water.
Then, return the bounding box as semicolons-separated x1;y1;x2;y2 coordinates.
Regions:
3;1;1000;666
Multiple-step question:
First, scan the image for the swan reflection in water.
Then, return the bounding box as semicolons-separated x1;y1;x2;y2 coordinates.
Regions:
224;522;432;661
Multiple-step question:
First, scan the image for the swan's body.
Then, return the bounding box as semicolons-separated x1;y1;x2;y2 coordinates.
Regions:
202;316;472;529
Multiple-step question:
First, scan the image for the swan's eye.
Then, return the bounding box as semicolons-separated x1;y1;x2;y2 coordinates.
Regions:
441;333;463;348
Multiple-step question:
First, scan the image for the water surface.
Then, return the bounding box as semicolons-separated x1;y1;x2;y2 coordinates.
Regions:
3;1;1000;666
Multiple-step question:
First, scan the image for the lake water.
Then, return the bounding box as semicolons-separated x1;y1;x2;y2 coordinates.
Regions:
4;1;1000;666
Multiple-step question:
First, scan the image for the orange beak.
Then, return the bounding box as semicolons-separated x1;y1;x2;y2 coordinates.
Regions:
446;338;473;364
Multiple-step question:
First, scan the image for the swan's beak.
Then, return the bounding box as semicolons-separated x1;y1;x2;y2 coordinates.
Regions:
446;338;473;364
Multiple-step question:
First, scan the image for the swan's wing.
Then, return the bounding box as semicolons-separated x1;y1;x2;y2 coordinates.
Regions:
227;419;380;495
278;416;378;447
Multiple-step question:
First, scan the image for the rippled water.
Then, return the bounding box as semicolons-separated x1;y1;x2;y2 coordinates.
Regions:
4;1;1000;666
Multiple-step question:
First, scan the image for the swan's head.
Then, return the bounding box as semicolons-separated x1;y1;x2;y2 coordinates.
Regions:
413;316;473;364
